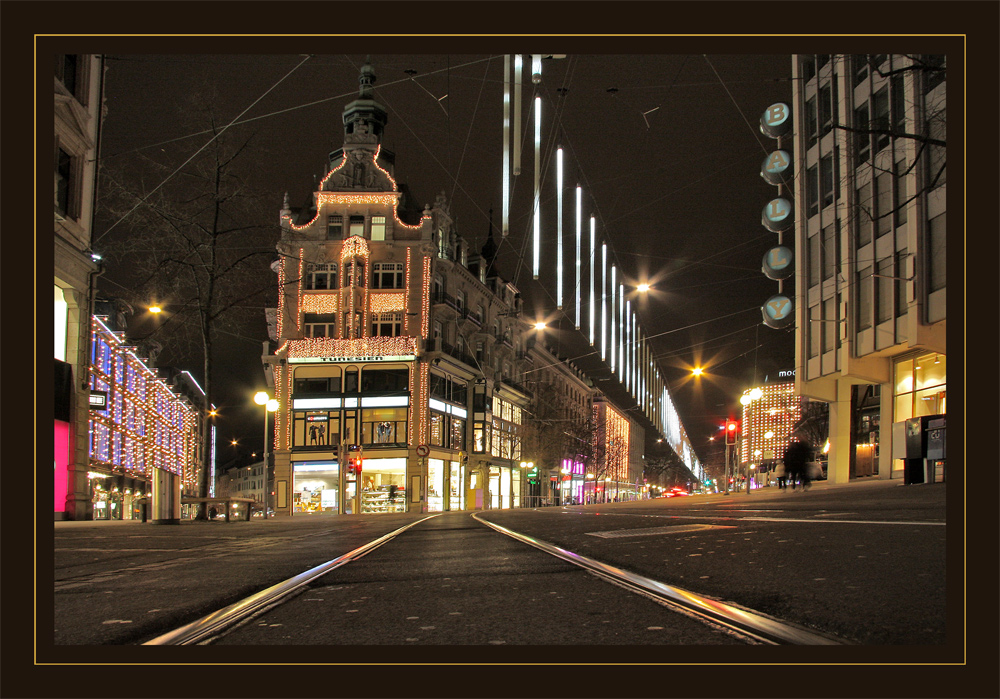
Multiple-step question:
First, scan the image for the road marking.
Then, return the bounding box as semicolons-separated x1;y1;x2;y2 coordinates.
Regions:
586;524;732;538
568;512;944;527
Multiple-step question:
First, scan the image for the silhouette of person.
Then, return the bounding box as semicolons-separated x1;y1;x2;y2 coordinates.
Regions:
783;439;812;491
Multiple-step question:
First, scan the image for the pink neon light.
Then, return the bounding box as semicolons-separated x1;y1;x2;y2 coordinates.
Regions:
54;421;70;513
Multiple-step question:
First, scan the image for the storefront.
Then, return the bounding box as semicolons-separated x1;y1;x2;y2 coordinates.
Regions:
89;472;148;520
488;465;515;509
891;352;946;474
292;460;340;514
360;457;406;513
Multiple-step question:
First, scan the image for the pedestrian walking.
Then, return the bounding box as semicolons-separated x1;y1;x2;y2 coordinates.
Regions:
783;439;811;491
775;460;787;490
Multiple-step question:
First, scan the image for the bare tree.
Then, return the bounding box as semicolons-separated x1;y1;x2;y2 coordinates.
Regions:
96;109;277;519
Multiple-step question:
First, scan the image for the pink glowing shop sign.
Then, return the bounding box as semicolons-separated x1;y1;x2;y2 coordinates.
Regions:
54;421;70;512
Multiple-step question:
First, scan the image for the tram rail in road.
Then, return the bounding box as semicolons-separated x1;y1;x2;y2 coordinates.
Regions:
142;512;847;647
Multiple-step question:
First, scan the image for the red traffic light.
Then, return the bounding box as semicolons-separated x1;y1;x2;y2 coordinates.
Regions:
725;420;739;444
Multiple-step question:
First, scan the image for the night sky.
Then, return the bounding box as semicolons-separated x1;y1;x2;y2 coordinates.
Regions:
93;50;795;470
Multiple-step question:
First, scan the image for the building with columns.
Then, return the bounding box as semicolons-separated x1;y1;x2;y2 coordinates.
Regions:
791;54;947;483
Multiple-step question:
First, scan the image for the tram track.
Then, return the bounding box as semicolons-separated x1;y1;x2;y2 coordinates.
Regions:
141;512;847;647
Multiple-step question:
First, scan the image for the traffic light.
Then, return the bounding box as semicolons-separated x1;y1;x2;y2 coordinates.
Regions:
725;420;739;445
346;444;362;476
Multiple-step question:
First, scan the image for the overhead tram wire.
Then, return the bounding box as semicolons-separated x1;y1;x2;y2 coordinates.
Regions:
93;54;316;247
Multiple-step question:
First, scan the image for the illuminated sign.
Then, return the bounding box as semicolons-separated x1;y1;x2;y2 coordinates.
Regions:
762;245;794;280
287;355;415;364
760;102;792;139
762;294;795;329
761;198;793;233
89;391;108;409
760;150;791;186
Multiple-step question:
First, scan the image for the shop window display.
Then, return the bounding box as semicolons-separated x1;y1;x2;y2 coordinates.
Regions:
360;458;406;513
293;462;339;513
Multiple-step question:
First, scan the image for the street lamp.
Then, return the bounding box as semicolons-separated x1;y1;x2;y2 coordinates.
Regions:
254;391;278;518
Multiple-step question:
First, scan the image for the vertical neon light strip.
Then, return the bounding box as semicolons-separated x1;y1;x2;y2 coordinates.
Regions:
533;96;541;279
556;147;563;309
626;300;632;392
575;185;582;329
513;55;522;177
589;216;596;345
619;285;625;379
610;266;617;373
601;244;607;360
502;55;510;237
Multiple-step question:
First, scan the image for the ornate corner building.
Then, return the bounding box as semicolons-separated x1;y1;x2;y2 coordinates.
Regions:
264;62;609;515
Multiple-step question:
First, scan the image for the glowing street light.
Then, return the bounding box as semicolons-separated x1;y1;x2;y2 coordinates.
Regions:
637;283;651;293
148;305;163;314
534;321;547;331
254;391;278;518
692;367;704;377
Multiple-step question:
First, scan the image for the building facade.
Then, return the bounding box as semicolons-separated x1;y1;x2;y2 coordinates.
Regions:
739;380;803;483
589;398;646;503
265;62;549;516
216;460;268;508
83;315;202;521
54;54;105;520
791;54;947;483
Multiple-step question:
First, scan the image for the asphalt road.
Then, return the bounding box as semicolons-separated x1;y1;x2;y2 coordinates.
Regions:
48;478;948;655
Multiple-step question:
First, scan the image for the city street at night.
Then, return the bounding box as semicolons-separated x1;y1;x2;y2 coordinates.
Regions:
50;479;948;656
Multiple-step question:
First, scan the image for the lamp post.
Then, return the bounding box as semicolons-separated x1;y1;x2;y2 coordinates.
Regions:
254;391;278;518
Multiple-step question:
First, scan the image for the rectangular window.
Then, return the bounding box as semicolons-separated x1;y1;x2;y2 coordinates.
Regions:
926;112;946;189
852;55;869;87
822;225;836;280
371;215;386;241
854;103;870;163
306;263;337;290
372;263;403;289
823;297;836;352
894;160;908;227
805;97;818;148
895;251;909;317
875;172;893;237
928;213;946;292
370;312;403;337
857;266;873;330
819;84;833;137
294;375;342;394
361;407;408;447
923;55;946;93
349;215;365;238
820;155;835;209
891;74;906;135
872;88;890;152
55;54;79;99
855;182;873;246
326;215;343;239
809;305;820;358
292;410;341;448
304;313;337;338
800;56;816;83
806;165;819;218
808;234;821;286
876;257;893;324
55;147;74;218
